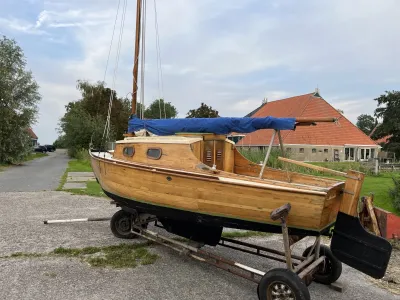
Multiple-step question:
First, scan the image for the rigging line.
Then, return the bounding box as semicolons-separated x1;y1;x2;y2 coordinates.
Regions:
102;0;128;143
103;0;122;84
153;0;166;118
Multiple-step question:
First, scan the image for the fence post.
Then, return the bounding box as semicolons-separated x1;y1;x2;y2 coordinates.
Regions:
374;158;379;175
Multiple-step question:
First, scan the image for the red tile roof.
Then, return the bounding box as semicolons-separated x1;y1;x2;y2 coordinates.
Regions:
374;135;392;144
237;93;378;147
27;128;38;139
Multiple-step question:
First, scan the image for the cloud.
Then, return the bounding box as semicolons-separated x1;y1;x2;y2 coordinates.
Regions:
2;0;400;143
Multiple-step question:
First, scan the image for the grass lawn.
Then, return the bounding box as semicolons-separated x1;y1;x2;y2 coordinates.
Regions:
67;159;92;172
25;152;48;161
362;173;400;214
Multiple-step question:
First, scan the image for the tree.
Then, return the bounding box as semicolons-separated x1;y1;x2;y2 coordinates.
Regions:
374;90;400;157
0;36;41;163
186;103;220;118
356;114;376;135
58;80;130;157
53;135;66;149
143;99;177;119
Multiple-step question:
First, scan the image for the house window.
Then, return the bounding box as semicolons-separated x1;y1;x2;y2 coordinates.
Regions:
286;147;292;152
360;148;374;161
312;148;317;153
123;146;135;157
299;148;305;153
147;148;162;160
345;147;355;161
324;149;328;153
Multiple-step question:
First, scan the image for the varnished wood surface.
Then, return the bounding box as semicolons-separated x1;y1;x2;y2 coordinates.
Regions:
91;153;340;231
90;135;353;231
339;170;365;216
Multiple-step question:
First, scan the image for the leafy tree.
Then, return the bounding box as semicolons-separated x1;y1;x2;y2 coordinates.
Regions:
356;114;376;135
374;90;400;157
0;36;40;163
186;103;220;118
58;81;130;157
53;135;66;149
143;99;177;119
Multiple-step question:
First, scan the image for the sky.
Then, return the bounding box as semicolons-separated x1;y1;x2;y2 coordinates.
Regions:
1;0;399;144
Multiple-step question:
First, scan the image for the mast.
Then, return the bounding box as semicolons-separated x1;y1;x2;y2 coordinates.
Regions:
132;0;142;115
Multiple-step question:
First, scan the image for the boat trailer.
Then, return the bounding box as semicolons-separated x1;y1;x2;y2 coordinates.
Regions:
111;202;341;300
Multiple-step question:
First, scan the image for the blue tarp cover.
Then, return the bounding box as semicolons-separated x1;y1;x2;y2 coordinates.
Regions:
128;116;296;136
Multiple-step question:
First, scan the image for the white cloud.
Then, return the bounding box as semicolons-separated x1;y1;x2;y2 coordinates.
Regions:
2;0;400;143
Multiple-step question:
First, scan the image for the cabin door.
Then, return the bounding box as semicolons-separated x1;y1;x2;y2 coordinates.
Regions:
203;141;224;169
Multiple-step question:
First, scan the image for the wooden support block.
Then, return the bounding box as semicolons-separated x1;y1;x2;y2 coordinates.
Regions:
365;196;381;236
329;281;345;293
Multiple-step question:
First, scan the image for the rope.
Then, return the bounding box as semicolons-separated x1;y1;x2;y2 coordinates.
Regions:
102;0;127;145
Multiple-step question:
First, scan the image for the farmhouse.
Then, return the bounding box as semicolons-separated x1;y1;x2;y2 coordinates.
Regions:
235;90;380;162
27;128;38;148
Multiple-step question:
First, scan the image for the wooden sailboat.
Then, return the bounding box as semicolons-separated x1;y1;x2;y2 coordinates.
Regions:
90;0;392;283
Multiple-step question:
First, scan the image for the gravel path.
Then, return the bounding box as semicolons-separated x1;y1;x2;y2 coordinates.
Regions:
0;191;398;300
0;149;69;192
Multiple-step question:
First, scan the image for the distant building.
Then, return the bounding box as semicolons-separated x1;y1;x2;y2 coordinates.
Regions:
27;128;38;148
373;134;396;163
235;90;380;162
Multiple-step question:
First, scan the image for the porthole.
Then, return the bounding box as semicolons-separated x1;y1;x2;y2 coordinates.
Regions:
147;148;162;160
123;146;135;157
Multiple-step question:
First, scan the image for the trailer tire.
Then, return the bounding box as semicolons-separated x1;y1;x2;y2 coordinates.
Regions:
257;268;310;300
302;244;342;285
110;210;141;239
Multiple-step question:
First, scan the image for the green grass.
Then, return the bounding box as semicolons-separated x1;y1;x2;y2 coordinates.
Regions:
24;152;48;161
1;242;158;269
361;173;400;213
67;159;92;172
53;242;157;268
221;231;271;239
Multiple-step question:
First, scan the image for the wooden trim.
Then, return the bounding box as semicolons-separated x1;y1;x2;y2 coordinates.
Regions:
295;117;337;123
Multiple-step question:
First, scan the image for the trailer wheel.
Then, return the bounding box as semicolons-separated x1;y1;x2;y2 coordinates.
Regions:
302;245;342;285
258;268;310;300
110;210;145;239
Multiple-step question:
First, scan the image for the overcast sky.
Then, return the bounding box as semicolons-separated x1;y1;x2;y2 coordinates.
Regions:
1;0;399;144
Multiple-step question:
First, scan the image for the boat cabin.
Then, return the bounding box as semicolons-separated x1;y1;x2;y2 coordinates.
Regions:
111;134;342;190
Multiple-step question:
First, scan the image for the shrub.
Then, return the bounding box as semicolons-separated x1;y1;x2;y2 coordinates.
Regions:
75;148;90;161
389;177;400;211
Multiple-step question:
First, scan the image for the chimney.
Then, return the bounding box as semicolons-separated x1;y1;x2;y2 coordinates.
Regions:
313;87;321;98
262;97;268;104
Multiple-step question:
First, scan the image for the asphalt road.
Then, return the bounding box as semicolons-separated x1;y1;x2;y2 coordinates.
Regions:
0;149;69;192
0;191;398;300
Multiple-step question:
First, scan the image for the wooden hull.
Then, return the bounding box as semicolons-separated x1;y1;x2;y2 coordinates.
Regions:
90;151;342;234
